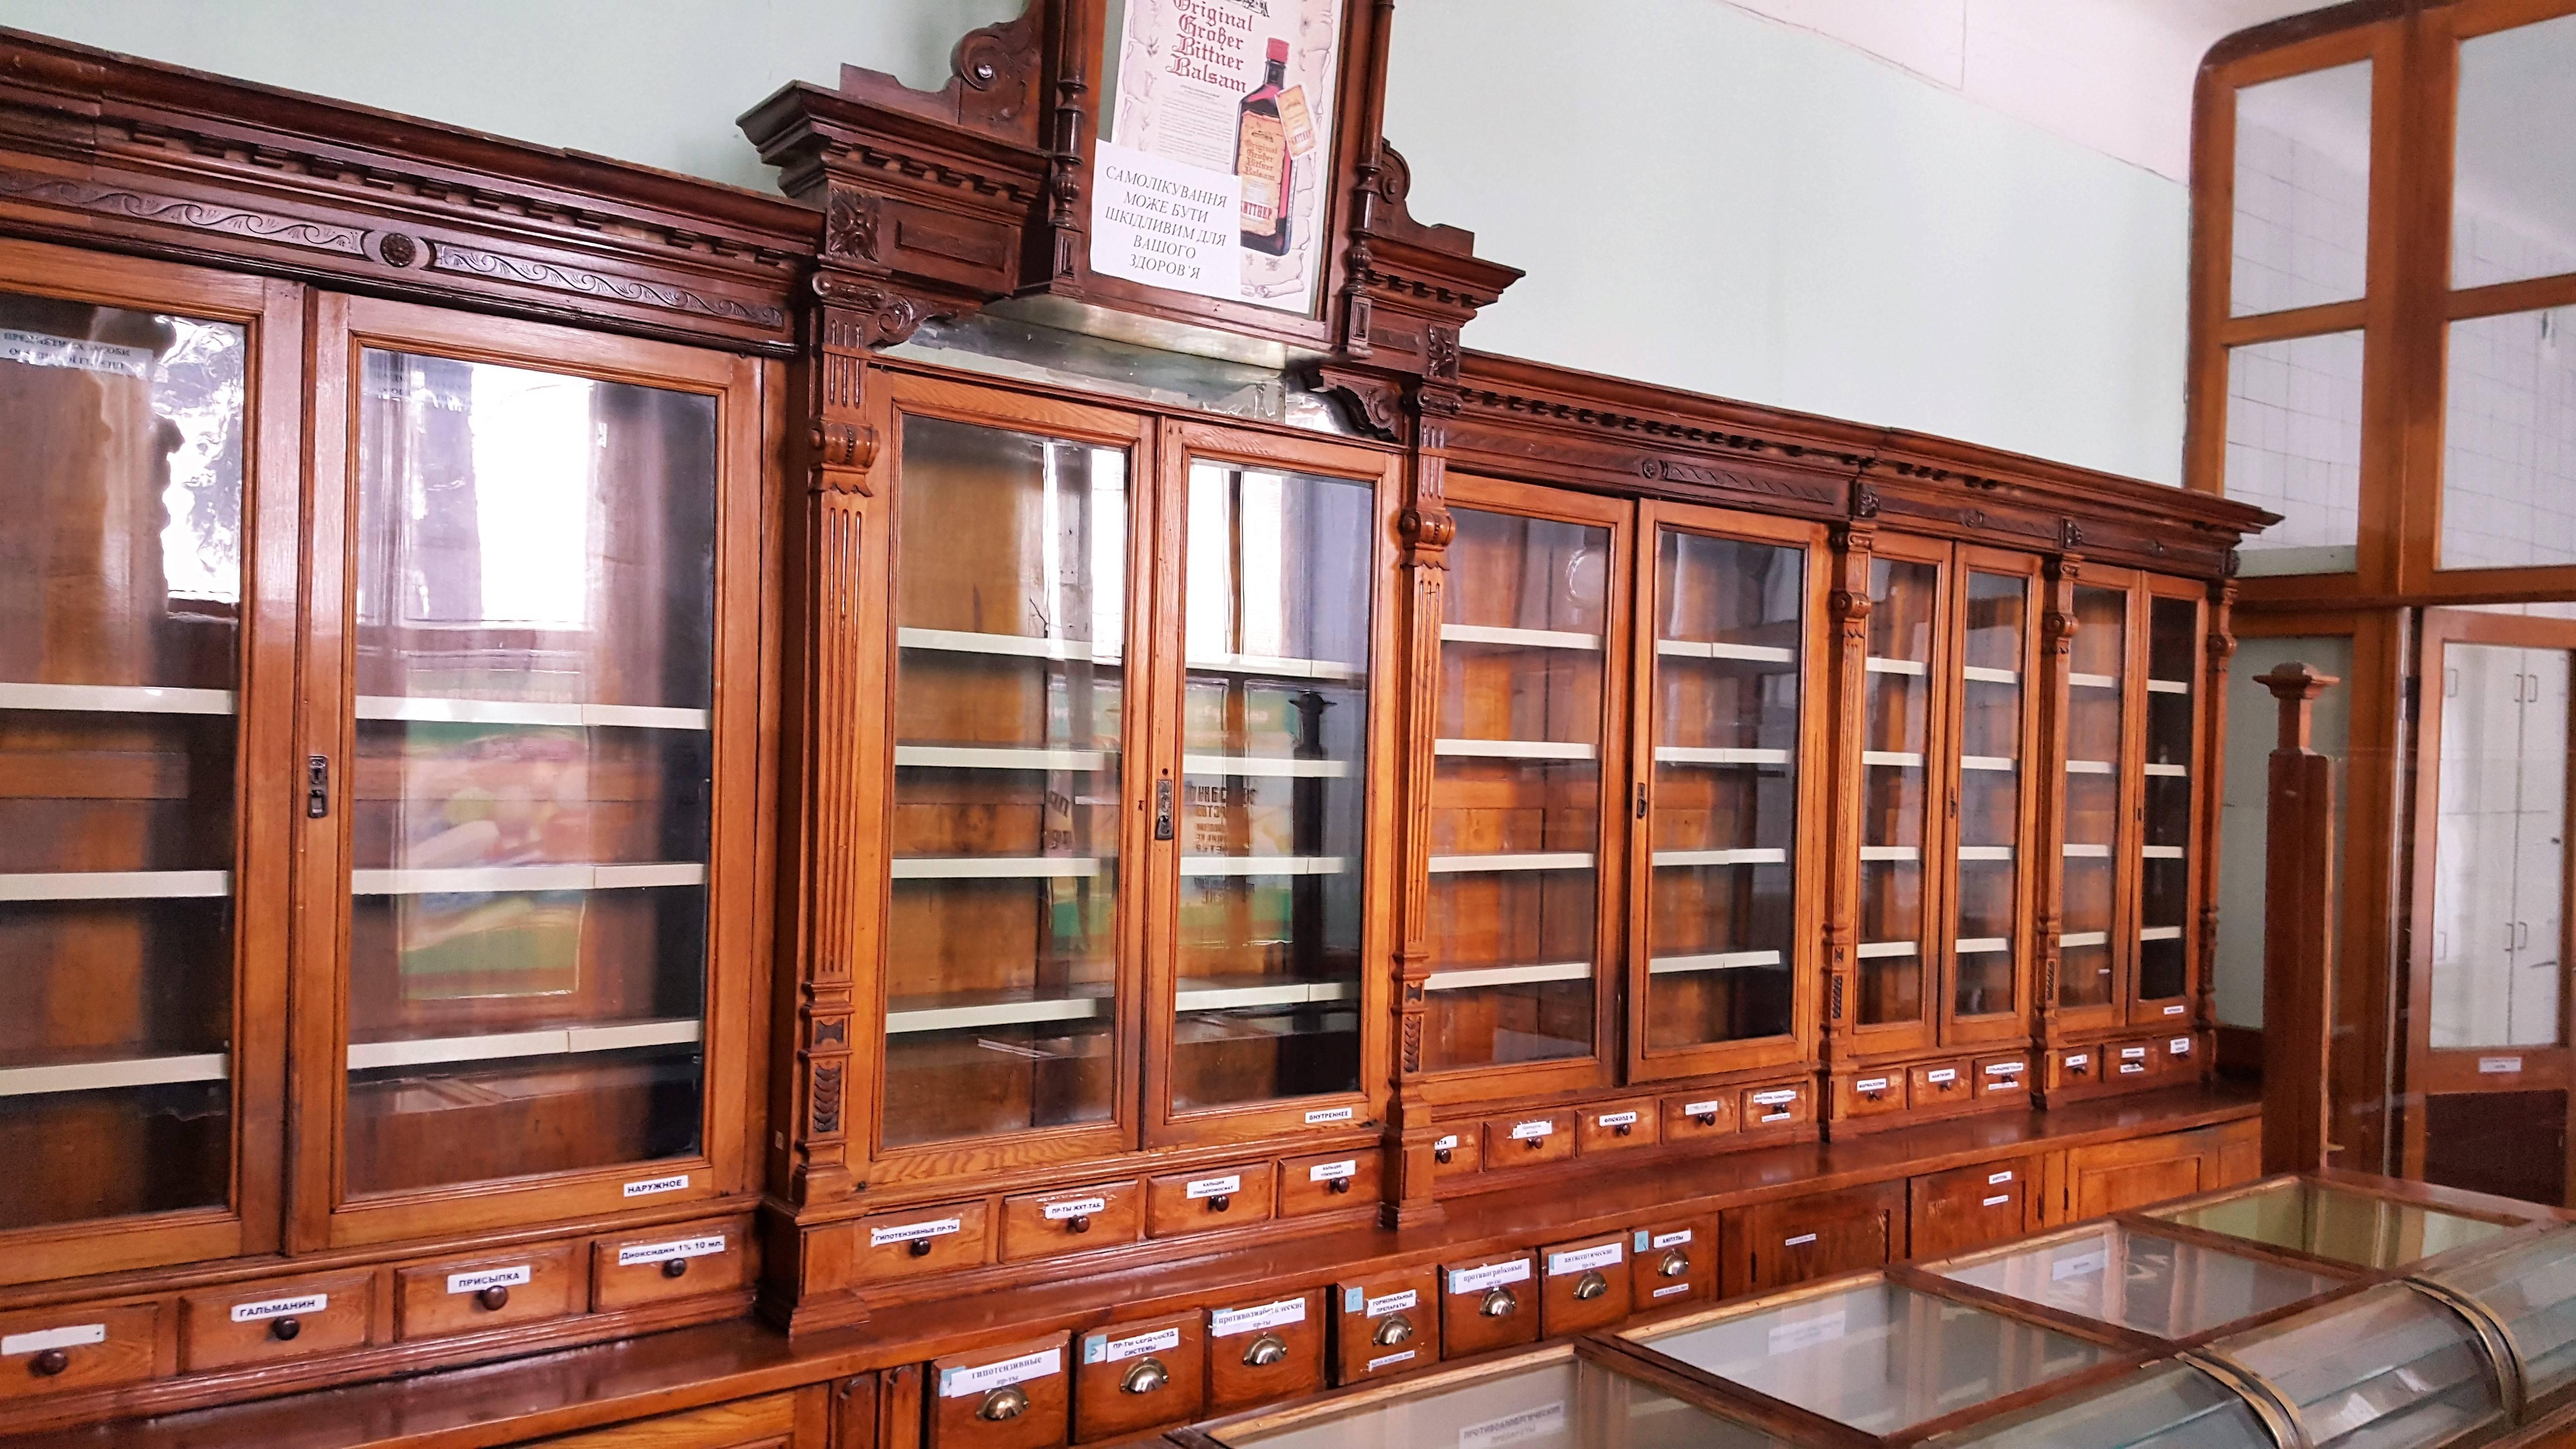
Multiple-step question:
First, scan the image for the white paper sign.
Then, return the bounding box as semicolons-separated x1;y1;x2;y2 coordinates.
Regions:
622;1173;689;1198
1091;141;1242;303
1093;1327;1181;1363
2052;1249;2109;1281
1211;1298;1308;1337
231;1293;324;1323
1433;1134;1460;1152
1982;1194;2012;1207
2164;1003;2188;1016
1595;1110;1640;1128
1044;1198;1107;1221
1856;1078;1891;1093
1751;1089;1799;1106
1364;1290;1417;1318
2065;1053;2092;1069
2170;1037;2192;1054
1309;1159;1357;1182
1683;1099;1723;1117
1767;1310;1846;1353
1925;1068;1959;1084
868;1218;960;1248
1784;1232;1819;1247
1448;1259;1532;1294
1651;1283;1692;1299
2120;1046;2150;1059
1304;1106;1355;1125
2481;1056;2524;1074
1187;1174;1242;1199
1509;1119;1555;1141
1548;1242;1624;1275
1986;1061;2026;1077
1651;1229;1694;1249
941;1348;1062;1398
2;1324;103;1356
1459;1401;1567;1449
618;1234;727;1267
1367;1349;1417;1371
0;330;151;377
447;1265;531;1295
1988;1170;2015;1185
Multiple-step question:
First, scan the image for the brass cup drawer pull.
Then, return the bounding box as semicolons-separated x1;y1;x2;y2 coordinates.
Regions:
1479;1286;1519;1318
977;1385;1029;1421
1372;1313;1414;1347
1572;1270;1610;1301
1119;1356;1170;1395
1242;1333;1289;1367
1658;1249;1691;1279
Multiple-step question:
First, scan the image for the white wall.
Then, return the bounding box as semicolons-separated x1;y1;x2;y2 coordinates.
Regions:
1381;0;2192;483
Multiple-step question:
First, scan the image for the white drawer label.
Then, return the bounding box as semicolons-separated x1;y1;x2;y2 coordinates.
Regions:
2064;1053;2091;1069
1682;1099;1723;1117
1043;1197;1107;1221
1855;1077;1891;1093
230;1293;325;1323
868;1218;959;1248
1309;1159;1357;1183
1767;1310;1845;1353
2119;1062;2146;1074
1304;1106;1355;1125
1460;1401;1567;1449
1210;1297;1307;1336
940;1348;1061;1398
1751;1089;1799;1106
2481;1056;2524;1074
1651;1283;1692;1299
1186;1175;1242;1199
1366;1349;1416;1371
446;1265;531;1295
2052;1249;2109;1281
1432;1134;1460;1152
1783;1232;1819;1247
2120;1046;2149;1059
1;1324;103;1356
2169;1037;2191;1054
618;1234;727;1267
1987;1170;2014;1185
621;1173;689;1198
1087;1326;1180;1363
1448;1259;1531;1294
1651;1229;1694;1249
2164;1003;2187;1016
1925;1068;1959;1084
1364;1290;1417;1318
1985;1061;2026;1077
1509;1119;1555;1141
1982;1194;2012;1207
1595;1110;1640;1128
1549;1241;1625;1275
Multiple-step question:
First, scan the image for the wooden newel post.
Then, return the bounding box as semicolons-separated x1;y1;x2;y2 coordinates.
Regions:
2258;661;2338;1175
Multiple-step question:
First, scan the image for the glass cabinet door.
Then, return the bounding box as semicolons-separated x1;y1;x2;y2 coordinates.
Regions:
2136;585;2204;1022
2059;581;2131;1016
881;403;1141;1156
1855;546;1945;1041
1634;507;1821;1075
0;251;289;1273
1423;483;1623;1079
1158;431;1390;1132
1948;556;2038;1040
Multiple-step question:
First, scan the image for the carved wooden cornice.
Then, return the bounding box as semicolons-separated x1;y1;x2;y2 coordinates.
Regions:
0;28;813;351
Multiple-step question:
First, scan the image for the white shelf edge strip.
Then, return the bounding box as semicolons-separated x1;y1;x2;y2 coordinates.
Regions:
1441;624;1602;651
348;1018;700;1071
1956;846;2014;862
1181;755;1352;778
1656;640;1797;664
1956;937;2011;955
1649;950;1784;974
2061;845;2113;859
0;1052;228;1098
2069;673;2120;690
895;745;1113;771
1855;941;1918;959
1865;657;1928;676
1655;747;1790;766
2141;846;2187;860
1433;738;1598;761
1862;751;1924;768
1180;856;1349;877
898;627;1120;666
2143;763;2189;778
2060;931;2110;948
1428;853;1596;874
352;863;705;895
2140;926;2185;942
2066;760;2115;775
1423;961;1593;992
2146;679;2192;695
886;996;1105;1035
892;857;1104;880
1186;653;1365;683
1653;848;1787;868
1961;756;2017;773
1859;846;1920;862
0;870;230;902
0;682;234;716
1176;980;1356;1012
355;697;708;731
1962;666;2020;685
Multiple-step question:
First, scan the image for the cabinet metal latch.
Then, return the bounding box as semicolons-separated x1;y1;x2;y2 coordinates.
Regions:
1635;782;1648;820
306;755;331;819
1154;776;1175;841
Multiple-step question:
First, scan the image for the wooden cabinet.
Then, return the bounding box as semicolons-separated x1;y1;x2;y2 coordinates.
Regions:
2057;1120;2256;1220
1908;1160;2035;1258
518;1394;818;1449
1720;1181;1905;1296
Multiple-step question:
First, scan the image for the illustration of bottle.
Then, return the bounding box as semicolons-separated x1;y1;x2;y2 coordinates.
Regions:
1235;37;1292;256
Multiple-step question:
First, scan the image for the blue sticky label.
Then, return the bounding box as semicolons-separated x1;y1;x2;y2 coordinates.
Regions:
1344;1286;1364;1313
1633;1229;1649;1251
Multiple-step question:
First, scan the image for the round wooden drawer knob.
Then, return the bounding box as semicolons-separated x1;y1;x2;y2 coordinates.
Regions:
476;1286;511;1311
1478;1286;1518;1319
1206;1194;1231;1213
1371;1314;1413;1347
1119;1356;1170;1395
908;1238;934;1257
1524;1135;1546;1151
976;1385;1029;1422
1064;1214;1091;1234
270;1317;301;1342
1693;1112;1718;1127
1572;1271;1610;1302
1242;1333;1289;1368
29;1350;67;1377
1433;1146;1452;1165
663;1258;691;1278
1658;1249;1691;1279
1327;1176;1351;1194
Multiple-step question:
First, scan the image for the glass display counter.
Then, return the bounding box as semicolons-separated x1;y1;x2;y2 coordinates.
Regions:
1923;1220;2352;1344
2141;1177;2520;1272
1916;1358;2287;1448
2419;1225;2576;1418
2204;1283;2506;1449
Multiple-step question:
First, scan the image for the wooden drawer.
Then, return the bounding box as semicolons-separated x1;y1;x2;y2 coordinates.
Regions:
1909;1059;1970;1111
1576;1099;1656;1154
1145;1164;1272;1239
1430;1126;1481;1180
1835;1070;1905;1121
2109;1039;2157;1083
1910;1162;2032;1259
2066;1133;2210;1220
530;1394;799;1448
1722;1182;1904;1296
1277;1149;1377;1218
2049;1044;2101;1093
395;1244;580;1341
1629;1221;1713;1310
1205;1290;1325;1413
1073;1313;1203;1442
1438;1251;1538;1357
0;1301;158;1402
180;1272;372;1372
1973;1053;2032;1100
2160;1032;2200;1077
591;1219;752;1311
1539;1233;1630;1337
1742;1081;1813;1131
931;1333;1071;1449
1483;1110;1575;1167
1661;1092;1738;1142
858;1200;991;1282
1331;1267;1436;1384
1000;1182;1139;1263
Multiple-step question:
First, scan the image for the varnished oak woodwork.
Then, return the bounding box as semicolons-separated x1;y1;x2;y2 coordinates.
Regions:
1434;1250;1538;1358
2260;662;2339;1175
1720;1182;1905;1297
1070;1313;1203;1443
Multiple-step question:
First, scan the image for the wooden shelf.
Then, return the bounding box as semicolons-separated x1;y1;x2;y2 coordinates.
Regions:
1439;624;1601;651
893;745;1115;771
2141;846;2186;860
354;696;708;730
1865;657;1927;676
897;626;1121;666
0;870;229;902
2066;759;2116;775
1957;846;2015;862
1961;755;2016;772
1957;937;2011;955
2062;845;2113;859
2140;926;2185;942
0;681;233;715
346;1018;702;1071
2144;763;2189;778
2061;931;2111;948
2070;673;2120;690
1184;651;1365;683
349;863;706;895
1647;950;1785;975
0;1052;228;1098
2145;679;2191;695
1962;665;2020;685
1173;979;1356;1012
1862;750;1924;767
1180;755;1352;778
1432;738;1597;761
884;989;1113;1036
1177;856;1350;877
1855;941;1918;959
889;857;1105;880
1859;846;1920;862
1425;853;1595;874
1651;848;1787;867
1655;639;1796;664
1653;746;1790;766
1421;961;1592;992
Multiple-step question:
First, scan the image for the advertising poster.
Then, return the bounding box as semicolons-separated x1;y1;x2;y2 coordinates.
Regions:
1093;0;1343;314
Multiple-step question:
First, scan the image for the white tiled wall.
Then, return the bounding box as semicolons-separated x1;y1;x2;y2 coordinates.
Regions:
2441;306;2576;571
2225;331;2364;574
